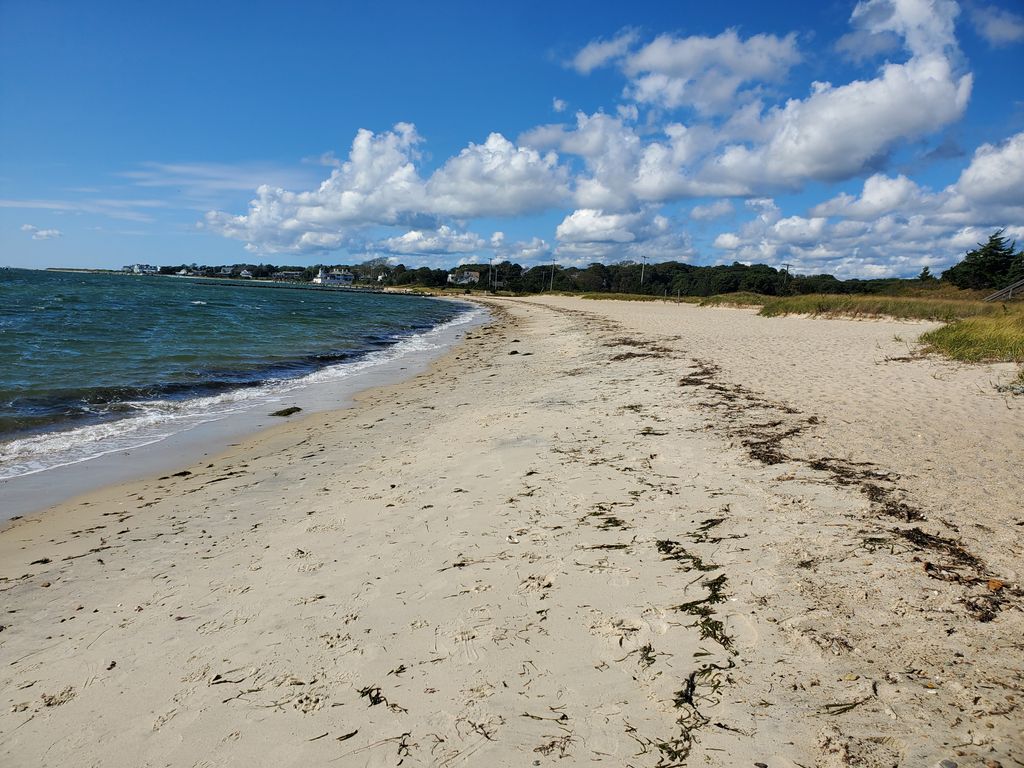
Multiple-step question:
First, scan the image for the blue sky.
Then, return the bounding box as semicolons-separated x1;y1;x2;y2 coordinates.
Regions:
2;0;1023;277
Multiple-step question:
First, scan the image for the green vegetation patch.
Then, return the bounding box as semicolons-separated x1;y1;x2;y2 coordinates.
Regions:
757;294;1007;322
920;311;1024;363
697;292;767;307
579;292;702;303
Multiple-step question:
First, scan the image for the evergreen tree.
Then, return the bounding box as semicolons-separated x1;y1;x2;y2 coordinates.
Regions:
942;230;1021;290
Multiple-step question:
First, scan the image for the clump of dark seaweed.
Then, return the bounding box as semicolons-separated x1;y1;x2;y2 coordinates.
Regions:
656;539;718;572
357;685;406;713
674;574;733;651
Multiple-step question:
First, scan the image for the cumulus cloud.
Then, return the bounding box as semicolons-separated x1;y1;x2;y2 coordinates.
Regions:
556;208;643;243
426;133;569;217
554;208;695;264
706;54;972;190
378;225;485;255
969;3;1024;47
495;236;552;264
623;29;800;114
954;131;1024;207
848;0;961;58
712;130;1024;277
204;124;569;253
21;224;63;240
811;173;926;219
197;2;1014;278
554;0;970;203
713;232;741;249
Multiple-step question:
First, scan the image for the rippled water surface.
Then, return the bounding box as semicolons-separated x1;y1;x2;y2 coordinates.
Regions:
0;270;472;477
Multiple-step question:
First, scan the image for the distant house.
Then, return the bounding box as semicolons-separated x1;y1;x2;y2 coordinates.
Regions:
239;269;253;279
219;266;234;276
126;263;158;275
447;270;480;286
312;268;354;286
177;269;190;276
272;270;304;280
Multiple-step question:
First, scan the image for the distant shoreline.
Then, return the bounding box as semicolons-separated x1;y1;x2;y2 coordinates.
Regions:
41;267;427;296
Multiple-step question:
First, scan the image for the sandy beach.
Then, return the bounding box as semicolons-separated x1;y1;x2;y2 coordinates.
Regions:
1;296;1021;767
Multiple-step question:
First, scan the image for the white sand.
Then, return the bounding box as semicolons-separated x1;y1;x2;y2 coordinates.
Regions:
1;296;1021;766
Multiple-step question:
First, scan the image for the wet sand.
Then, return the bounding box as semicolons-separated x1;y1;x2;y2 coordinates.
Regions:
1;296;1021;766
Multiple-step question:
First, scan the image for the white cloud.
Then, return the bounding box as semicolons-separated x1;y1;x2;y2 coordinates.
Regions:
713;232;741;249
955;131;1024;207
21;224;63;240
378;225;485;255
690;199;734;220
556;208;647;244
707;55;972;190
554;208;695;264
495;236;552;264
571;29;638;74
204;124;569;253
771;215;828;245
711;130;1024;277
563;112;643;209
192;3;1014;278
623;29;801;114
551;1;972;205
968;3;1024;47
426;133;569;217
849;0;961;58
811;173;925;219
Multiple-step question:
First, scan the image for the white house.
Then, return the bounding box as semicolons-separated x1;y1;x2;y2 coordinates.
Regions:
312;268;354;286
447;270;480;286
239;269;253;279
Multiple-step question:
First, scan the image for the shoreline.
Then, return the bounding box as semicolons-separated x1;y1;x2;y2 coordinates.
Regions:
1;297;1019;766
0;297;487;522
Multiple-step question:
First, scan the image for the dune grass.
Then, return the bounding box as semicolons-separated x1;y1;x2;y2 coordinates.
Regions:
578;292;703;304
919;311;1024;363
697;292;768;307
756;294;1005;321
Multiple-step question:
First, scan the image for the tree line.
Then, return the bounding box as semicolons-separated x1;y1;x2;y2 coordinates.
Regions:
159;230;1023;296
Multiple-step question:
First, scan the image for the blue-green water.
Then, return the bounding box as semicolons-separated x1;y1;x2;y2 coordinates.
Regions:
0;269;475;479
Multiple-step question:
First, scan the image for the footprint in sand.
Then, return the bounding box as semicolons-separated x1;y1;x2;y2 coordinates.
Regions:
293;691;326;713
321;631;354;651
588;615;646;646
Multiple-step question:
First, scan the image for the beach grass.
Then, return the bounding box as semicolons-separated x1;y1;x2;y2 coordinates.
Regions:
919;310;1024;363
756;294;1008;321
698;292;769;307
578;292;703;304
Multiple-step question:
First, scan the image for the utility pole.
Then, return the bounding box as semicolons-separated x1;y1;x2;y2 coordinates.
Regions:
639;255;647;289
549;262;556;291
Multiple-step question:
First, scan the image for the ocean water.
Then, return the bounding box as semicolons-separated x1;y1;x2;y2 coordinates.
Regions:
0;269;477;480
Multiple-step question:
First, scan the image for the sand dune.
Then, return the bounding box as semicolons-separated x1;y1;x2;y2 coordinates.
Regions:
1;296;1020;766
